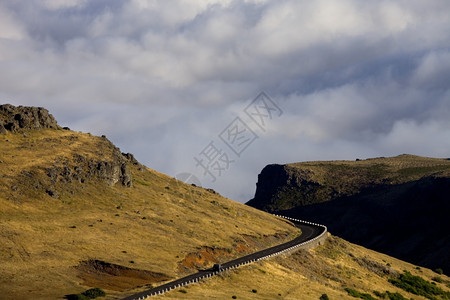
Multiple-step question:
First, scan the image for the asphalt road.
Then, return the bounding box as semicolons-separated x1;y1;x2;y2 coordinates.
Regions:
122;217;326;300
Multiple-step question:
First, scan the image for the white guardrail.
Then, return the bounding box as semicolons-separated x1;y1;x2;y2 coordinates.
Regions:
124;215;328;300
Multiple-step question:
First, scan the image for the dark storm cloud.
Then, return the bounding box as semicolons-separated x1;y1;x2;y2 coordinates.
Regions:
1;0;449;202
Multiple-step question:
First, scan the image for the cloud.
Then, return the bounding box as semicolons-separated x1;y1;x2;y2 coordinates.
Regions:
412;50;450;90
1;0;450;202
0;4;28;40
376;119;450;157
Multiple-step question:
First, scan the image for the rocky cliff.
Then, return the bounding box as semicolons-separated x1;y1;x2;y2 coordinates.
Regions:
0;104;59;133
247;155;450;273
43;142;135;197
1;104;138;192
247;164;328;212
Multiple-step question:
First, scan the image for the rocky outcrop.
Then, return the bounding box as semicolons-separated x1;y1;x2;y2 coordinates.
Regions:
46;151;133;188
12;141;137;200
1;103;140;189
0;104;58;133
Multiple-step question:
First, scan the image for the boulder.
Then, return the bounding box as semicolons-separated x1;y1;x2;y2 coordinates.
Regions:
0;104;58;132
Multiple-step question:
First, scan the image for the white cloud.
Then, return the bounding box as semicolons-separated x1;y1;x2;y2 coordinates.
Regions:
376;119;450;157
1;0;450;201
42;0;87;10
412;50;450;89
0;4;28;40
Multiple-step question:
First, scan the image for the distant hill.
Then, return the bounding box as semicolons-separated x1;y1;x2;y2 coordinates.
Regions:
247;155;450;274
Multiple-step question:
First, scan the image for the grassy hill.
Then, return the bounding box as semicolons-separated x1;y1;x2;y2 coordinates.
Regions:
247;155;450;275
0;128;298;299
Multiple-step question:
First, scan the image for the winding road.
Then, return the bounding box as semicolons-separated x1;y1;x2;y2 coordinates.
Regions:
122;216;327;300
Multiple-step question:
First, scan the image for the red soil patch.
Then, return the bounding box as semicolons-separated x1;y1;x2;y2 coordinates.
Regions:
179;247;233;272
178;232;291;272
76;259;171;291
235;242;251;253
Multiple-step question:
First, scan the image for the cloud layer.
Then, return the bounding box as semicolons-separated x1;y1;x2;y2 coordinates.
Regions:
1;0;450;202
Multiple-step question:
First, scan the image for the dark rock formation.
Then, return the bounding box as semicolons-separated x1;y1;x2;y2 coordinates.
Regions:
247;157;450;274
0;104;58;133
45;151;133;187
46;189;59;199
246;164;325;212
248;164;289;210
122;152;145;172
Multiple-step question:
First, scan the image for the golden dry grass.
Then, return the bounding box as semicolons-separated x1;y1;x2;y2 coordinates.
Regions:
157;234;450;300
289;154;450;184
273;154;450;207
0;129;298;299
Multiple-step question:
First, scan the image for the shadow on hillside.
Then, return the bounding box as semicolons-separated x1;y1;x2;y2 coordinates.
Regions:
277;176;450;274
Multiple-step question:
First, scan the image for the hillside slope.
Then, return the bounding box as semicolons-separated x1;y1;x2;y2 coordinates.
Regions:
154;233;450;300
0;105;298;299
247;155;450;273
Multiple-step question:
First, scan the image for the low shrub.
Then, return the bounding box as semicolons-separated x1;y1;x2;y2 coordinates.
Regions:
66;288;105;300
432;276;443;283
373;290;407;300
320;293;330;300
345;288;376;300
385;291;407;300
388;271;449;299
373;290;384;297
82;288;105;298
434;268;444;275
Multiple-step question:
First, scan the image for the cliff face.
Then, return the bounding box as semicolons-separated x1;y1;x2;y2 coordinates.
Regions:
247;155;450;273
247;164;324;212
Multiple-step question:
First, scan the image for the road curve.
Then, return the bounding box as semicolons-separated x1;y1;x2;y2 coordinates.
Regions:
122;216;327;300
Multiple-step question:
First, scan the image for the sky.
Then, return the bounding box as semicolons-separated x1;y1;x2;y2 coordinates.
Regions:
1;0;450;203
